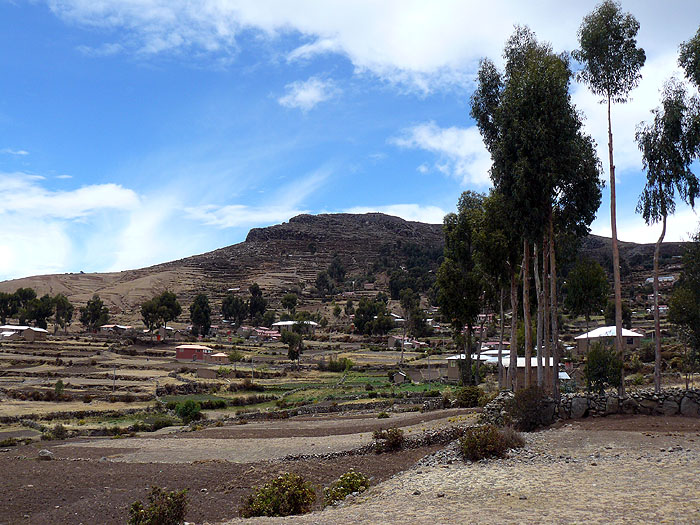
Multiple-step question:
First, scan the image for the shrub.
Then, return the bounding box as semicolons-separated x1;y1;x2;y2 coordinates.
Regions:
319;357;354;372
424;389;441;398
459;424;524;461
0;437;18;447
323;471;370;506
631;373;645;386
239;473;315;518
584;343;622;393
54;379;65;396
377;411;390;419
175;400;202;424
372;427;404;452
128;486;188;525
455;386;481;408
505;386;553;432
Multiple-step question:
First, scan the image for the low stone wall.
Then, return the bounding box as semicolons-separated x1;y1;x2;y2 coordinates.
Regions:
559;388;700;419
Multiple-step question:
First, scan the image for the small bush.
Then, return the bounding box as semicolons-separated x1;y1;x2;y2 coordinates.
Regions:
631;373;645;386
459;424;524;461
455;386;481;408
323;471;370;506
585;343;622;393
0;437;18;447
424;389;440;398
128;485;188;525
505;386;553;432
377;411;390;419
239;473;315;518
372;427;404;452
175;400;202;424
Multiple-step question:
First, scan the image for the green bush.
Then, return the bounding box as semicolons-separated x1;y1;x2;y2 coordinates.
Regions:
323;471;370;506
0;437;18;447
377;411;390;419
128;486;188;525
175;400;202;424
372;427;404;452
455;386;481;408
505;386;553;431
584;343;622;393
239;473;315;518
42;423;68;441
459;424;524;461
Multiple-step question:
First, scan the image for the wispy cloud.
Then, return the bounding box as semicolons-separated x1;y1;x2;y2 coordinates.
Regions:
56;174;73;179
76;42;123;57
343;203;447;224
391;122;491;186
278;77;339;111
1;148;29;156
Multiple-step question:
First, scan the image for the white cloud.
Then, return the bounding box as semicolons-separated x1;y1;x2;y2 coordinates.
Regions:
278;77;338;111
344;204;447;224
1;148;29;156
56;174;73;179
0;173;139;219
591;204;699;243
391;122;491;186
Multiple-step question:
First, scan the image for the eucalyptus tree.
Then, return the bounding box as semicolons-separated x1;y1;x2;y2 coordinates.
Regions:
679;27;700;88
472;27;603;394
573;1;646;394
474;190;518;389
437;191;485;386
636;78;700;392
564;257;609;339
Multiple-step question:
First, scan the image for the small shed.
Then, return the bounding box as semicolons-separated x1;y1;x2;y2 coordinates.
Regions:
392;371;408;385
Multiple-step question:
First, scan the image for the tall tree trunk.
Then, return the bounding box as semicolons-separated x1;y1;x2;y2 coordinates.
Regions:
549;213;560;402
476;314;486;384
534;243;543;386
543;237;552;390
653;213;667;393
523;239;532;387
467;323;474;385
498;288;505;389
608;95;625;397
509;268;519;390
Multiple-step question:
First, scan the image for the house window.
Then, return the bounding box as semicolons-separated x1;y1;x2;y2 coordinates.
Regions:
450;361;455;367
626;338;633;345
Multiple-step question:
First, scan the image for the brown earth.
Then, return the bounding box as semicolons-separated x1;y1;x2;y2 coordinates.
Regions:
0;212;683;325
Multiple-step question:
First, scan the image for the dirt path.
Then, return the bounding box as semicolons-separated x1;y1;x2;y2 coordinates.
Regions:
221;416;700;525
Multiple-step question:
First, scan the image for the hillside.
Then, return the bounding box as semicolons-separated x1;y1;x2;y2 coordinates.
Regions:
0;212;687;324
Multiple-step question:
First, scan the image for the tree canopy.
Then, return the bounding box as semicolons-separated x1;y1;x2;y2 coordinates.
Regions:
564;257;609;326
189;293;211;337
80;294;109;331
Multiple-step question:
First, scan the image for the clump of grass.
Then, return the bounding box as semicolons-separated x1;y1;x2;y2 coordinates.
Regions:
324;471;370;506
459;424;524;461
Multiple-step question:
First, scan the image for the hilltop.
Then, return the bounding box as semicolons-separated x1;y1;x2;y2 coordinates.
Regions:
0;212;687;323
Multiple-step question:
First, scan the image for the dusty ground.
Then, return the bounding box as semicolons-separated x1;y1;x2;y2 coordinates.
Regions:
2;413;700;524
222;415;700;525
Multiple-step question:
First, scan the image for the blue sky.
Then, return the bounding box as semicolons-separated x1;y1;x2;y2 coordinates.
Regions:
1;1;699;280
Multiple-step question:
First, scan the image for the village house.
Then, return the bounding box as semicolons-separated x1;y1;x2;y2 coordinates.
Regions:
574;326;644;356
502;357;571;389
175;344;214;361
271;320;318;335
0;325;48;342
645;275;676;287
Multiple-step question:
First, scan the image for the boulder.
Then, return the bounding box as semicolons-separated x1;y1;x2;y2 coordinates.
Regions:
680;397;700;417
620;397;638;414
605;397;620;415
638;399;659;415
38;449;54;461
659;400;679;416
570;397;589;419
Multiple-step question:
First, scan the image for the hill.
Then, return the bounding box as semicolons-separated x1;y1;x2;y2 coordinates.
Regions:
0;212;687;324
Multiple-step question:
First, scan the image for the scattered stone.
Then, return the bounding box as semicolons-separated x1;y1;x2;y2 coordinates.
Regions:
38;449;53;461
437;493;445;498
413;490;421;495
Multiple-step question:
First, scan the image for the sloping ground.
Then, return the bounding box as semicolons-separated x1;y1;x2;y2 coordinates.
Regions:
0;212;686;324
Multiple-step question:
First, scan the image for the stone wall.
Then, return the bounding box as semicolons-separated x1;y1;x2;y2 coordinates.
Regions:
559;388;700;419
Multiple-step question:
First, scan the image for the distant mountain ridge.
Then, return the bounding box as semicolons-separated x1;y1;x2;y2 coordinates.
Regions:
0;213;686;323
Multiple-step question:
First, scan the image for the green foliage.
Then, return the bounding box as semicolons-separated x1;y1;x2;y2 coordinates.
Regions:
248;283;267;321
584;342;623;393
327;256;346;283
239;473;315;518
344;299;354;316
506;386;553;432
315;271;333;296
318;357;353;372
679;26;700;88
189;293;211;337
564;257;609;322
281;331;304;362
353;297;394;335
377;411;390;419
141;291;181;332
455;386;481;408
221;294;248;326
79;294;110;331
323;471;370;506
604;300;632;329
573;0;646;103
228;349;244;370
332;304;341;318
459;424;525;461
0;291;19;325
372;427;404;452
54;379;65;396
128;486;188;525
174;400;202;424
53;293;74;332
281;293;297;314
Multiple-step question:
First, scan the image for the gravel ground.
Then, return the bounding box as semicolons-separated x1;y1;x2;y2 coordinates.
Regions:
220;416;700;525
